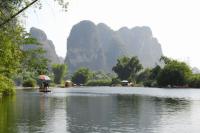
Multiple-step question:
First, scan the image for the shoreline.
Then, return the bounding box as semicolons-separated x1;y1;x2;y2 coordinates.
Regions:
14;86;200;90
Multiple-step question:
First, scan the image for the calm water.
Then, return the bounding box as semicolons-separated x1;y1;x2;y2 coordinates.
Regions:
1;87;200;133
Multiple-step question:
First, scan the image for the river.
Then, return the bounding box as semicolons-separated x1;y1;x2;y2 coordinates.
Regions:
1;87;200;133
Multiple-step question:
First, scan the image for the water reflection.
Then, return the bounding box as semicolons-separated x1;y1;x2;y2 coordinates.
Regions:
0;90;68;133
153;97;190;111
1;88;200;133
0;96;18;133
65;95;191;133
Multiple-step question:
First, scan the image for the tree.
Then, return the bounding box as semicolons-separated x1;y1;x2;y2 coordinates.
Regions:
136;65;161;87
112;56;143;81
71;68;91;85
128;57;143;81
159;56;173;65
136;69;151;83
188;74;200;88
149;65;161;80
91;71;112;81
0;0;69;95
52;64;68;84
157;60;192;87
0;75;15;96
0;26;24;78
22;46;49;76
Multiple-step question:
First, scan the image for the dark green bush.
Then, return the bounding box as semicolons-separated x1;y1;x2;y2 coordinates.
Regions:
49;82;56;87
22;78;36;87
111;78;121;85
86;80;112;86
188;74;200;88
143;80;153;87
72;68;91;85
143;80;158;87
0;75;15;96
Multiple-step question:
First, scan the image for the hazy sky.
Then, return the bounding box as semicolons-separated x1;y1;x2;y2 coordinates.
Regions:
25;0;200;68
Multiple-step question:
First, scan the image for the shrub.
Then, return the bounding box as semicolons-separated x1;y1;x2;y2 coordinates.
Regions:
22;78;36;87
49;82;56;87
86;80;112;86
143;80;158;87
52;64;68;84
72;68;91;85
157;60;192;87
111;78;121;85
0;75;16;96
188;74;200;88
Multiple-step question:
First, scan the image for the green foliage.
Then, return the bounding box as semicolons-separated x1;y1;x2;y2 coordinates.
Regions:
0;0;69;96
91;71;113;80
49;82;56;87
0;26;25;78
86;80;112;86
112;56;143;81
0;75;15;96
188;74;200;88
22;78;36;87
149;65;161;80
136;65;161;87
72;67;91;85
157;60;192;87
111;78;121;85
159;56;173;65
22;47;49;76
136;69;151;83
86;71;113;86
52;64;68;84
143;80;158;87
12;74;23;86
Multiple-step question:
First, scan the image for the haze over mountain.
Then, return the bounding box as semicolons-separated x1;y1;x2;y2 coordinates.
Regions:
65;20;163;72
24;27;63;65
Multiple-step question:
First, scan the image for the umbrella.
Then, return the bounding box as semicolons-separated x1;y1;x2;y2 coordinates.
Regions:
39;75;51;81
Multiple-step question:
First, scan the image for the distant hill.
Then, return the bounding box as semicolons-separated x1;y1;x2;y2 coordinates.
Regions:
24;27;63;65
65;20;163;73
65;20;163;72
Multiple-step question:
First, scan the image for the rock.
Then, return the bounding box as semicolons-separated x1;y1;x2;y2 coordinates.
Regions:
25;27;62;65
65;20;163;72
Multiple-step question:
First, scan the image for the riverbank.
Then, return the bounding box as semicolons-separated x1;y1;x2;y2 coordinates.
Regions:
15;86;56;90
16;86;37;90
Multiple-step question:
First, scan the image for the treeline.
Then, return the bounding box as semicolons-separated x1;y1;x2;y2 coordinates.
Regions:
112;55;200;88
31;55;200;88
15;64;68;87
69;56;200;88
71;68;113;86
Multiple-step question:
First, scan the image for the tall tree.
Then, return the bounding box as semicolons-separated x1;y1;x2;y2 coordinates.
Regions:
157;60;192;87
72;68;91;85
159;56;173;65
52;64;68;84
112;56;143;81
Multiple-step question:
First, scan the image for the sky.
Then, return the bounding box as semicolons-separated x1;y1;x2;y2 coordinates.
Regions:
25;0;200;68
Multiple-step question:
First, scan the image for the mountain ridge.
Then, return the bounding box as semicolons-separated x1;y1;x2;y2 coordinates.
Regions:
24;27;63;65
65;20;163;72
